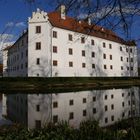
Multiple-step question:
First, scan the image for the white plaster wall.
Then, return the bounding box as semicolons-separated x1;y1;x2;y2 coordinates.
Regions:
51;27;138;77
28;10;52;77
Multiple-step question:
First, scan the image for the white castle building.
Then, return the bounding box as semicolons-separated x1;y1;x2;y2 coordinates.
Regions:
3;5;138;77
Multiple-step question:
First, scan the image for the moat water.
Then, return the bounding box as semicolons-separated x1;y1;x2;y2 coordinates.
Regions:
0;86;140;128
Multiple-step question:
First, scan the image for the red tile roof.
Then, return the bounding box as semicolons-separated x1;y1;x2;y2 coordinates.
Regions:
48;12;135;46
4;11;136;51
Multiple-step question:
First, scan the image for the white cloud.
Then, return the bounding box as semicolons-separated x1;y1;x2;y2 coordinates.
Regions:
0;34;15;43
5;22;14;27
15;22;26;27
78;6;140;19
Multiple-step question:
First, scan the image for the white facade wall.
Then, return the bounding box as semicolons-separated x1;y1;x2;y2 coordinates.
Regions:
51;27;138;77
3;34;28;77
28;10;52;77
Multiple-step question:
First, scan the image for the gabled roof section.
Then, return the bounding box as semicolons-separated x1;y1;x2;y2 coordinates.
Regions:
48;12;135;46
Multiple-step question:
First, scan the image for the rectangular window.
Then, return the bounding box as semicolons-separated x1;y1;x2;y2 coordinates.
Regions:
53;31;57;38
103;42;106;48
93;108;96;114
111;116;114;121
53;60;57;66
92;64;95;69
130;58;133;62
83;110;86;116
83;98;86;103
81;37;85;43
21;40;24;46
126;48;128;52
35;120;41;128
104;65;107;69
105;117;108;123
36;42;41;50
93;96;96;102
130;48;132;53
68;34;73;41
109;44;112;49
120;46;122;51
69;61;73;67
69;100;74;106
122;102;125;107
105;105;108;111
69;48;73;55
91;39;94;45
53;115;58;123
110;55;112;60
131;67;133;71
53;46;57;53
127;57;129;62
105;95;107;100
82;63;86;68
69;112;74;120
111;104;114;110
110;65;113;70
26;50;28;56
36;26;41;33
36;105;40;112
127;67;129;71
91;52;95;57
103;54;106;59
53;102;58;108
36;58;40;65
121;56;123;61
82;50;85;56
121;66;123;70
122;112;125;118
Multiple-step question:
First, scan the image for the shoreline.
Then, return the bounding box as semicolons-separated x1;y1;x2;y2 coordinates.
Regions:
0;77;140;93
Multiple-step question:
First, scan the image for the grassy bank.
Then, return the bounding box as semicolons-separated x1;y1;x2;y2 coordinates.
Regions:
0;77;140;93
0;118;140;140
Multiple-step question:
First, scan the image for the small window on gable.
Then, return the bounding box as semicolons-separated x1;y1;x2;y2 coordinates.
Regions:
36;26;41;33
36;42;41;50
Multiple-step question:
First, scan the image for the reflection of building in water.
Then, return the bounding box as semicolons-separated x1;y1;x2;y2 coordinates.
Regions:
5;87;140;129
2;94;7;117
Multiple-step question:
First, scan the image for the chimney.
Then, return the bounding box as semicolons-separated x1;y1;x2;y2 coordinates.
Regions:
59;5;66;20
88;18;91;25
